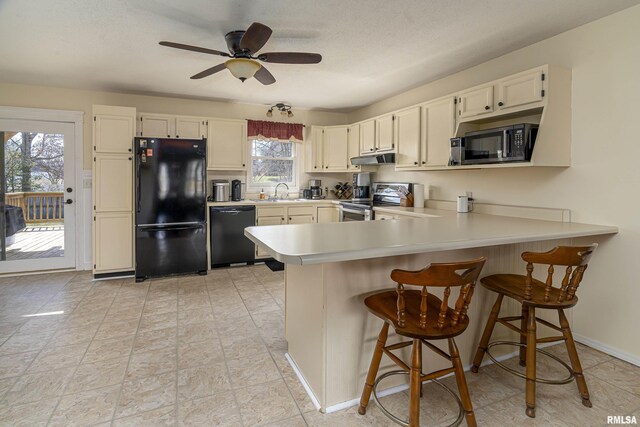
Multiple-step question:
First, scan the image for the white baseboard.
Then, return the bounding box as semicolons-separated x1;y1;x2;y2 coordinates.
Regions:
574;334;640;367
287;343;550;414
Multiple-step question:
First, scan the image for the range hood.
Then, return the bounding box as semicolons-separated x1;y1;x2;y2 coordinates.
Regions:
350;153;395;166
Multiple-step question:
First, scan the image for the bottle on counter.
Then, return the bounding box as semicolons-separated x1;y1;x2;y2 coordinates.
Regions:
259;189;266;200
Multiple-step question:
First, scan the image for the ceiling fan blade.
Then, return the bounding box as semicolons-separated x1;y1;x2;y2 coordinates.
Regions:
254;66;276;85
258;52;322;64
239;22;272;53
160;41;230;57
190;63;227;79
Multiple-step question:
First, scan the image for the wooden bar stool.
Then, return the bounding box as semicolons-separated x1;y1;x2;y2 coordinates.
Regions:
358;257;486;427
471;245;597;418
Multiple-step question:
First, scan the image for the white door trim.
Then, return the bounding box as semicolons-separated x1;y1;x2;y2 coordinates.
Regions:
0;106;85;271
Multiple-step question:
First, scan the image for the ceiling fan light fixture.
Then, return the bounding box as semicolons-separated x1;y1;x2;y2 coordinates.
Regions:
287;110;294;118
225;58;261;82
266;109;273;117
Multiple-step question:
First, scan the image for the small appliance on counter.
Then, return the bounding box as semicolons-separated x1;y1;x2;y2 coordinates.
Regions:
309;179;324;199
352;172;371;202
231;180;244;201
211;180;230;202
302;189;312;199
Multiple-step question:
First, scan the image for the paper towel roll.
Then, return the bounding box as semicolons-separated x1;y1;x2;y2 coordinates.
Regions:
413;183;425;208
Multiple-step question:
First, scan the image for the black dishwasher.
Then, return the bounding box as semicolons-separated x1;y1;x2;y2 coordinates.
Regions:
209;205;256;267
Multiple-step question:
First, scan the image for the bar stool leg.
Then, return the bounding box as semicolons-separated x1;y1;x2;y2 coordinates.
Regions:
409;338;422;427
558;309;592;408
358;322;389;415
519;305;529;367
449;338;477;427
525;306;537;418
472;294;504;372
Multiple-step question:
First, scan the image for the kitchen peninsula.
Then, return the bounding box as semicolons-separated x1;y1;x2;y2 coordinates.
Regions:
244;209;618;412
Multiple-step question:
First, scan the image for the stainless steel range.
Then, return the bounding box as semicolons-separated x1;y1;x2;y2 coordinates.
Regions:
338;182;413;221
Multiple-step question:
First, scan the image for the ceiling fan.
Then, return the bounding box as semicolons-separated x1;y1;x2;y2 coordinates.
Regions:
160;22;322;85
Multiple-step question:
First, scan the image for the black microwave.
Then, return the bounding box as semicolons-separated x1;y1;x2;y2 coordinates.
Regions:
449;123;538;166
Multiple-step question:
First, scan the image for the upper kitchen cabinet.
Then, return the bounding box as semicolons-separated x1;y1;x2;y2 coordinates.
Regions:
395;98;456;170
207;118;247;170
93;105;136;153
375;113;395;152
347;124;361;170
359;119;376;154
496;67;545;112
139;113;208;139
323;126;348;171
457;85;494;119
422;96;456;167
394;106;422;169
308;126;324;172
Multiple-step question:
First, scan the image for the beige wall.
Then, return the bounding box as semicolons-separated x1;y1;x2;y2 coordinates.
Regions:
0;84;348;170
349;5;640;360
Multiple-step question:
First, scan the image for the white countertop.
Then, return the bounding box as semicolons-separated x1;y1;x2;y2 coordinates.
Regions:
244;210;618;265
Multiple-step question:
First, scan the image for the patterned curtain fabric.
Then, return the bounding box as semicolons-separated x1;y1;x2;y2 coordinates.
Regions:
247;120;304;142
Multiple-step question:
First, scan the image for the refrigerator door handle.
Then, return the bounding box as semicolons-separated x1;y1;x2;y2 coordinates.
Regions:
136;150;142;214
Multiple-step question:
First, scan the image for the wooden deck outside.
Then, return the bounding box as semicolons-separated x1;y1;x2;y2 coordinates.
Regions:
6;225;64;260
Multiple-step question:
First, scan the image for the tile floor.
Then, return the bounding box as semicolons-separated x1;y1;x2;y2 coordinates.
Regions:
0;265;638;426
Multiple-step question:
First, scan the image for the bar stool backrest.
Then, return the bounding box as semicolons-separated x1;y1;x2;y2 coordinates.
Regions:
390;258;486;330
521;244;598;303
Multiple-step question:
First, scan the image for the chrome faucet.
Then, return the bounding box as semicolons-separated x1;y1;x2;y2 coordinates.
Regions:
274;182;289;199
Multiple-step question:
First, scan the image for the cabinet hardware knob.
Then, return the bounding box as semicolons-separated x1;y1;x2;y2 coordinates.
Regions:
167;134;170;137
128;157;132;160
414;161;418;165
370;148;374;151
498;101;504;107
289;218;291;221
325;166;328;169
176;135;179;138
314;166;317;169
242;164;245;167
484;105;490;110
282;217;285;220
128;148;132;152
422;161;426;164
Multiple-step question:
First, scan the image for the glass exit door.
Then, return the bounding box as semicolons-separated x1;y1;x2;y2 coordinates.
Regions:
1;119;76;274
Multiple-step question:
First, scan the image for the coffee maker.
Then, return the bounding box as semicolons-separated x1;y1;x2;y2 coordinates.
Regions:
352;172;371;202
309;179;323;199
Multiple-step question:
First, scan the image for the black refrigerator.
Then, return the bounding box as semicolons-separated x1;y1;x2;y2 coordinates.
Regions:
134;137;207;282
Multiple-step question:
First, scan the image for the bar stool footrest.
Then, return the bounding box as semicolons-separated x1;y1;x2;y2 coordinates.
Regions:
485;340;574;385
372;370;464;427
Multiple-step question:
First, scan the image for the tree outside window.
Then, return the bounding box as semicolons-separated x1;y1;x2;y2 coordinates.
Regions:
249;139;297;189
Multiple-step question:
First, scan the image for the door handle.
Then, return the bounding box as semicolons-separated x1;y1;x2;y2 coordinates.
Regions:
65;199;73;205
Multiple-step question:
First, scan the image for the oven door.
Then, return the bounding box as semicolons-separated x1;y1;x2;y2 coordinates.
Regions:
463;127;512;164
340;206;371;221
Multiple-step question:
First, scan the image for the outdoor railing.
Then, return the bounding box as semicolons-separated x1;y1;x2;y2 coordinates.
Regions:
5;192;65;223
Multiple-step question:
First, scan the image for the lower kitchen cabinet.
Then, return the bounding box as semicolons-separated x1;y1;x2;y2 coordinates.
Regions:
94;213;134;272
317;206;340;223
255;204;317;258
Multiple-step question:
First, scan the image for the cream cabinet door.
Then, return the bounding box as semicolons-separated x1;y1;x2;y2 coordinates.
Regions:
140;114;174;138
208;118;247;170
359;119;376;154
309;126;324;172
423;97;456;167
288;215;315;224
94;212;133;272
94;114;135;154
458;85;494;119
347;124;361;170
375;114;395;152
317;206;339;223
323;126;348;171
256;216;285;257
94;154;133;212
497;69;544;111
176;117;207;139
375;213;397;220
394;106;422;169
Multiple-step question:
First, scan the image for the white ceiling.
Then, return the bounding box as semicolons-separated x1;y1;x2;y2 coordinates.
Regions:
1;0;638;112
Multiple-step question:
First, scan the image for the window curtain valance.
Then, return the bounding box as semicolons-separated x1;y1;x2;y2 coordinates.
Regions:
247;120;303;143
